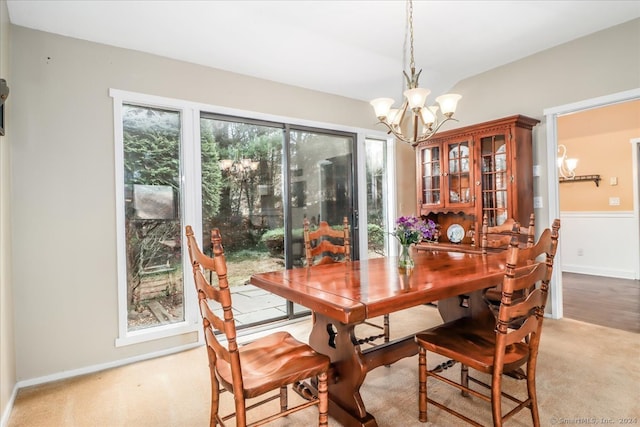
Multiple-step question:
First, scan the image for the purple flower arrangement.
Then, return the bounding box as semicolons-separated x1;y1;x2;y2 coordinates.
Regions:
393;216;437;246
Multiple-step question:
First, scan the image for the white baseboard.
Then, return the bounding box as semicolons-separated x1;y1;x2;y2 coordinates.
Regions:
16;341;202;389
0;384;18;427
562;264;638;280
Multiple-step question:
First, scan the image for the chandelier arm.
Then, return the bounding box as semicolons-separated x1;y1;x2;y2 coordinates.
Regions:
412;115;419;144
395;101;409;131
411;116;459;147
375;120;412;143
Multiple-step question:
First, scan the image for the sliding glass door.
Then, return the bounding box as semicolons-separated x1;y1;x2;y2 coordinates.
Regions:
198;118;358;325
288;127;357;314
288;127;357;266
199;115;288;326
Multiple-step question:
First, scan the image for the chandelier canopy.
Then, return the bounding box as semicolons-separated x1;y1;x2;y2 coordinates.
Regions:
370;0;461;147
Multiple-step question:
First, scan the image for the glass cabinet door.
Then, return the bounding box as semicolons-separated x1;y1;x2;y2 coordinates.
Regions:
419;145;441;206
480;134;509;226
445;140;472;206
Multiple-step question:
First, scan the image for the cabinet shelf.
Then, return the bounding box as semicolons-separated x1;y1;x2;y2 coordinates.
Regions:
559;174;601;186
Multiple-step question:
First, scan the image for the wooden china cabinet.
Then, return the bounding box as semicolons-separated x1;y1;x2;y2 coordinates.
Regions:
415;115;540;253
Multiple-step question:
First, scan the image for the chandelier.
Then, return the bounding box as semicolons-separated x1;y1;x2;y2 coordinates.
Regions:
370;0;461;147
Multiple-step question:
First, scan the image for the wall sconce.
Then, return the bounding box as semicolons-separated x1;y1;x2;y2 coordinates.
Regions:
557;144;601;186
557;144;578;179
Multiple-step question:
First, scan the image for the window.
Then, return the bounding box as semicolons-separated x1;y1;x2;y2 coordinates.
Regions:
365;137;393;257
112;89;394;346
112;90;199;346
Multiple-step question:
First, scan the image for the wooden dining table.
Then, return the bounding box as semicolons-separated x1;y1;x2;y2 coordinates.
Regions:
249;249;508;427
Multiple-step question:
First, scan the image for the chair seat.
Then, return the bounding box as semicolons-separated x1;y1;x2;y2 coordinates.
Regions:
415;316;529;374
216;331;330;399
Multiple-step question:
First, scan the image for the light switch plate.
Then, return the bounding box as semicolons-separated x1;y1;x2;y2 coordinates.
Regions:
533;197;543;209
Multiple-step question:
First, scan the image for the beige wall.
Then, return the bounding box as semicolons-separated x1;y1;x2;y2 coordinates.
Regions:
432;18;640;229
9;26;378;382
558;100;640;211
6;15;640;385
0;0;16;422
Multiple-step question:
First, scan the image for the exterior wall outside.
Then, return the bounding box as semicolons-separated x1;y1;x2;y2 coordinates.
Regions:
6;16;640;386
0;0;16;424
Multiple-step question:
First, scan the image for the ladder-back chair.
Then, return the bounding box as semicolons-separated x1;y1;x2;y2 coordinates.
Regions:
303;217;351;266
185;225;330;427
481;213;535;255
415;219;560;427
482;213;536;311
303;217;390;345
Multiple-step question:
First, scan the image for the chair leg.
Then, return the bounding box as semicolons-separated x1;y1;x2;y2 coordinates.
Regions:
383;314;390;343
418;347;428;423
527;362;541;426
210;378;220;427
280;385;287;412
235;396;248;427
317;371;329;427
460;364;470;397
491;371;503;427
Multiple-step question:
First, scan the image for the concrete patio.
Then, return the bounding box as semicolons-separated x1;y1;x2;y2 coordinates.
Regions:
225;284;307;327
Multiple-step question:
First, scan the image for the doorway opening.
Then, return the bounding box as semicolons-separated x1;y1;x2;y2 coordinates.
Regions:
544;88;640;319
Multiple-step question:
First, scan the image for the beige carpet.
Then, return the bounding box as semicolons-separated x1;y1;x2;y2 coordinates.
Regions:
8;305;640;426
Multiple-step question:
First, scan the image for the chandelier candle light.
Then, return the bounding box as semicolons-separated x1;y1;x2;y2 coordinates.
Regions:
370;0;462;147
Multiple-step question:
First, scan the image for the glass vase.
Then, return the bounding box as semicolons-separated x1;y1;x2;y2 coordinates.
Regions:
398;243;414;273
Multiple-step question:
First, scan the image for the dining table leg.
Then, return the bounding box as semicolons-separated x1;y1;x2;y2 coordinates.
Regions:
309;313;378;427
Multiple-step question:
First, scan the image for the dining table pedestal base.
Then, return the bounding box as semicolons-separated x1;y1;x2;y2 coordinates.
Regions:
309;313;420;427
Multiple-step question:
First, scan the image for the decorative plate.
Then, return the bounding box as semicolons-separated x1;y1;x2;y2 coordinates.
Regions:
447;224;465;243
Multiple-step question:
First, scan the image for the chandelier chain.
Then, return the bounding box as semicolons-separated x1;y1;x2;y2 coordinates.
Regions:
408;0;415;71
369;0;461;147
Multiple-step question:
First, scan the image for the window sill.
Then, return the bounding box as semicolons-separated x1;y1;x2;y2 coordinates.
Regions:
115;321;199;347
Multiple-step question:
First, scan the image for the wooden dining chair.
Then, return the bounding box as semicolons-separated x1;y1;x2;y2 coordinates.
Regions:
185;225;330;427
482;213;536;313
481;213;535;255
415;219;560;427
303;217;390;345
303;217;351;266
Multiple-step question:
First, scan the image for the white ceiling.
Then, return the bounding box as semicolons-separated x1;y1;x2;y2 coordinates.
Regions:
7;1;640;104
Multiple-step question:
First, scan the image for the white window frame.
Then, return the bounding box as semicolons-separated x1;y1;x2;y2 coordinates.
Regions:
111;89;201;347
357;134;397;258
111;88;396;346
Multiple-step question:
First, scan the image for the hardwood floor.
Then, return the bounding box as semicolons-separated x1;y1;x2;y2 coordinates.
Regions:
562;272;640;333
